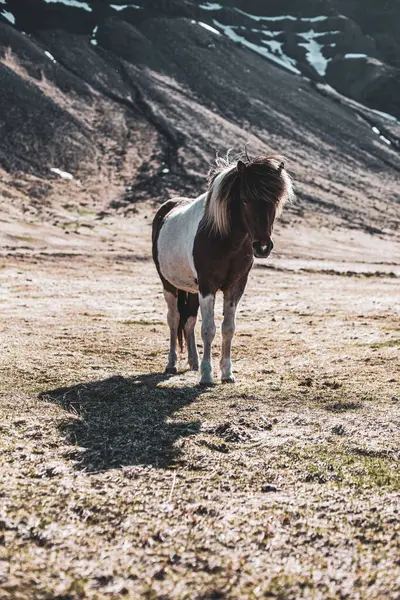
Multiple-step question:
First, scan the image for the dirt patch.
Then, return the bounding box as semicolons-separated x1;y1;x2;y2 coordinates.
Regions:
0;206;399;599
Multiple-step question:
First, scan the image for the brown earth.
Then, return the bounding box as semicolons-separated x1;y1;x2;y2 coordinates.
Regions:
1;191;399;599
1;4;400;596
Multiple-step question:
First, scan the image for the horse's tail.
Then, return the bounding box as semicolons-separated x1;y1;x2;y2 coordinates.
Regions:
177;290;200;352
177;290;188;352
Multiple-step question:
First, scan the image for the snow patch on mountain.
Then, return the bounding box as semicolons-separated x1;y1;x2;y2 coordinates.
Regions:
199;3;223;10
91;25;98;45
298;30;339;76
43;0;92;11
50;168;73;180
344;53;368;59
235;9;297;22
234;10;332;23
301;16;329;22
198;21;221;35
371;126;392;144
299;39;328;76
317;83;337;94
110;4;142;10
317;83;400;127
45;50;57;63
1;10;15;24
371;109;399;123
214;20;300;74
252;28;283;36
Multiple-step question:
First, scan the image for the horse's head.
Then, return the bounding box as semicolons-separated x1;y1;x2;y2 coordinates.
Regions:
204;152;293;249
237;157;293;259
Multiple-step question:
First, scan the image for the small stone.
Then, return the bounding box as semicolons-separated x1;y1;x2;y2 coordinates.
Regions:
331;424;346;435
261;484;278;493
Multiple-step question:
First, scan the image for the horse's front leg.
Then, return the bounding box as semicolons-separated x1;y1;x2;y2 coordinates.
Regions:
220;275;249;383
164;289;179;374
220;299;236;383
199;293;216;385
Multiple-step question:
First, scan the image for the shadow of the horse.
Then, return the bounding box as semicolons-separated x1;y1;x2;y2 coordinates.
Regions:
40;373;205;472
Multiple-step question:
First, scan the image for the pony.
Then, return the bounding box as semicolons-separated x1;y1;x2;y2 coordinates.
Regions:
152;152;294;385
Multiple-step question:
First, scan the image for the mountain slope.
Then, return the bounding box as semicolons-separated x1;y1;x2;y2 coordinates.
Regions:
0;0;399;240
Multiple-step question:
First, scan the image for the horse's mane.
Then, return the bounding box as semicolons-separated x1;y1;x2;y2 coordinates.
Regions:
203;150;294;237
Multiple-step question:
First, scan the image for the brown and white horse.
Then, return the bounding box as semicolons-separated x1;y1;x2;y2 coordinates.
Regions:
152;153;294;385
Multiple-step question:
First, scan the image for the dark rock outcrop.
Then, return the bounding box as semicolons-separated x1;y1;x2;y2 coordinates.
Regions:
327;56;400;119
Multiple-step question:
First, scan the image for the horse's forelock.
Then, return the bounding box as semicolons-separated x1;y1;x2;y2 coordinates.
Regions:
241;156;294;216
205;164;238;236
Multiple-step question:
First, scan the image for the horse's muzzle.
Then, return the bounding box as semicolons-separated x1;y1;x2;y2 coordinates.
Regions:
253;240;274;258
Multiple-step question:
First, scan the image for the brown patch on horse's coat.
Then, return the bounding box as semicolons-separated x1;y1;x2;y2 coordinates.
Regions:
194;204;254;298
194;154;292;297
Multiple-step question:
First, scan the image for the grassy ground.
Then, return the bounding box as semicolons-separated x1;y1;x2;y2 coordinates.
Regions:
1;211;399;599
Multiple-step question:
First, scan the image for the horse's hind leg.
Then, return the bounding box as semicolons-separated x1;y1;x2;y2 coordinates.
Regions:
184;293;199;371
164;289;179;374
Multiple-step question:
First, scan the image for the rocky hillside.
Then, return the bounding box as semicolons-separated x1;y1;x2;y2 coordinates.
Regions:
0;0;399;236
198;0;400;117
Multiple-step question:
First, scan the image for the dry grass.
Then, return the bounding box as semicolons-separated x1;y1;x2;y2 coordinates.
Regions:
0;207;399;599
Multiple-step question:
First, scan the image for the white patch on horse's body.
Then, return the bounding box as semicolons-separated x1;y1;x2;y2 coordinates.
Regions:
157;193;207;293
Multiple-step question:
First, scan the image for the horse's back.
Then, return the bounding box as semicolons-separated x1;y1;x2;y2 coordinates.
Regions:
152;198;182;247
153;195;206;293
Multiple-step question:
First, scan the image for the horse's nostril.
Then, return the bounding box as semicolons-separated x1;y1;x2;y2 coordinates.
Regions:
253;240;273;257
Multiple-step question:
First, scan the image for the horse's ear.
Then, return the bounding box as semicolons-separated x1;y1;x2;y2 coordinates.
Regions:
237;160;246;174
278;161;285;173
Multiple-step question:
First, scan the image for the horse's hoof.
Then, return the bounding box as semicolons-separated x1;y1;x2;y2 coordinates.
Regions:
199;379;214;387
165;367;178;375
221;376;236;384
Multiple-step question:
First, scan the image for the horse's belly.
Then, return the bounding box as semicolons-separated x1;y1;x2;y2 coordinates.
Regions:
157;204;202;294
159;241;198;292
162;262;198;294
